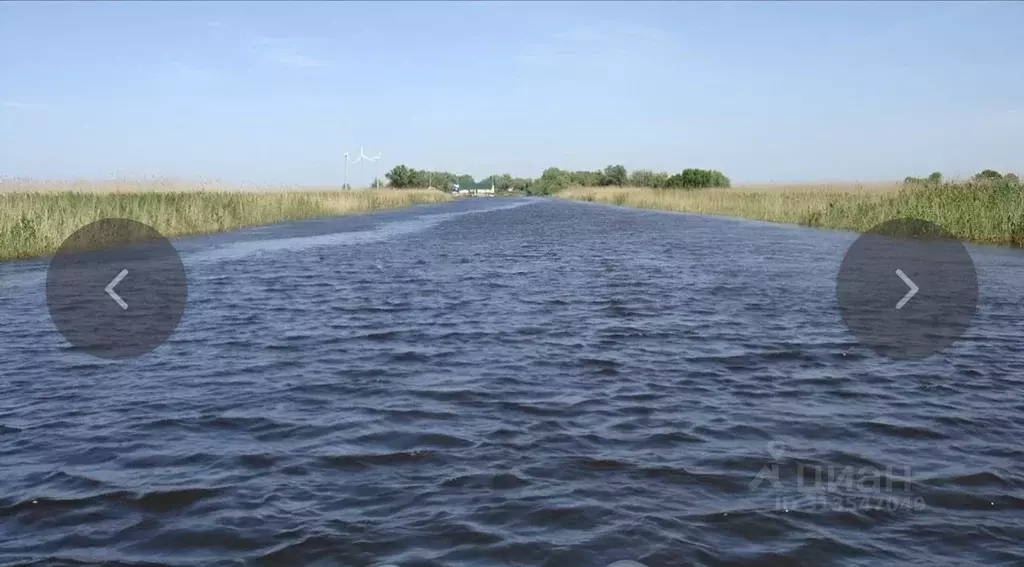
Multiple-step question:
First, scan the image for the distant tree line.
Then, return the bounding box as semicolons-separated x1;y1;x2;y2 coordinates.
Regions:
971;169;1019;183
905;169;1020;187
903;171;944;187
384;165;534;192
385;163;731;194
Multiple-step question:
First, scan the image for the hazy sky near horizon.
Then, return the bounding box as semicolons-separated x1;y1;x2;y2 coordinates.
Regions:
1;1;1022;185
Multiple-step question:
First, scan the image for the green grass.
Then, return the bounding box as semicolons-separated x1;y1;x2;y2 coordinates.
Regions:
558;180;1024;247
0;185;452;261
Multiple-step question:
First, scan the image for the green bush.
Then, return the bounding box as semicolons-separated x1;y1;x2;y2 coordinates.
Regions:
628;169;670;188
385;164;416;188
973;169;1004;181
533;167;571;194
904;171;943;187
599;164;628;186
664;168;731;189
566;170;600;188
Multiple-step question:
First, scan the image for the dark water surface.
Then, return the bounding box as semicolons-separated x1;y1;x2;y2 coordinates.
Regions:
2;197;1023;566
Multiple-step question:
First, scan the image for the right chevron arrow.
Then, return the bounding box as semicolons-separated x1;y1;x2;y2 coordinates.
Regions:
895;268;919;310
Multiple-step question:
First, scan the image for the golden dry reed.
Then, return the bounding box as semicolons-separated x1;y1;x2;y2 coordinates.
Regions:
0;179;451;261
558;180;1024;247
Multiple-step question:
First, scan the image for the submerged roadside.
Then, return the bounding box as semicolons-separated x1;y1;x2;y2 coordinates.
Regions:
557;180;1024;247
0;187;452;262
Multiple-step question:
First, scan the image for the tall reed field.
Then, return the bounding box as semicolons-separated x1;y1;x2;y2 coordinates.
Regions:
0;180;451;261
559;179;1024;247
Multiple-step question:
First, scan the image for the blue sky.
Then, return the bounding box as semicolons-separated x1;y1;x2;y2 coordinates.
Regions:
1;1;1022;185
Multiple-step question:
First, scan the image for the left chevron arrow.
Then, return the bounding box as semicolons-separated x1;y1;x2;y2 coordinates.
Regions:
105;269;129;310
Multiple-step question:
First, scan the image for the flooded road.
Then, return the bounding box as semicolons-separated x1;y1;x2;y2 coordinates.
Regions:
2;197;1023;566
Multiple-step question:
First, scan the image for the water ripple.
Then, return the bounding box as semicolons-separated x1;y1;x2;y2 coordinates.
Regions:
2;198;1023;566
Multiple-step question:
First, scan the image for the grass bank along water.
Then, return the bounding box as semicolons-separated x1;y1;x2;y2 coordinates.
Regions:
559;179;1024;247
0;182;451;261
